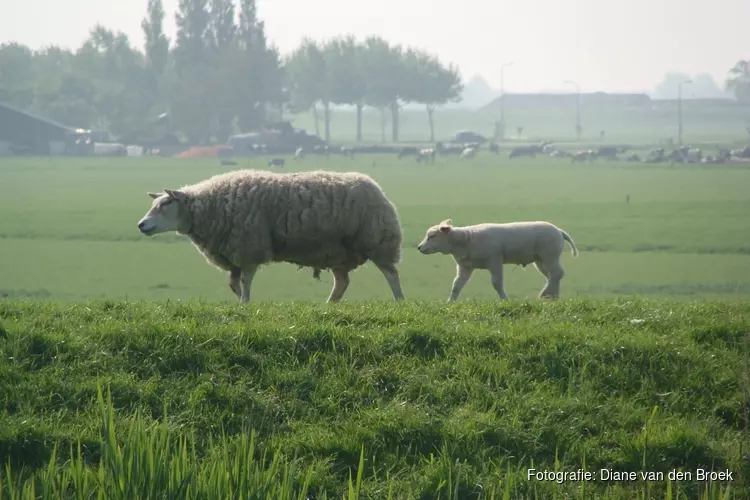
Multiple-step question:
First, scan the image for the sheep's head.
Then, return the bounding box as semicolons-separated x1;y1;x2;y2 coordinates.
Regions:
137;189;190;236
417;219;454;255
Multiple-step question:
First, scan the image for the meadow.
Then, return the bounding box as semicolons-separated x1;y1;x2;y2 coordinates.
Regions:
1;120;749;497
2;152;750;302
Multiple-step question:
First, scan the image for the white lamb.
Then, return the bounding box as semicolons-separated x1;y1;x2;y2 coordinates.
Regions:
417;219;578;301
137;169;405;303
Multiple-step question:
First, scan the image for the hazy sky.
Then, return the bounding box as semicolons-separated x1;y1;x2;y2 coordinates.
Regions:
2;0;748;93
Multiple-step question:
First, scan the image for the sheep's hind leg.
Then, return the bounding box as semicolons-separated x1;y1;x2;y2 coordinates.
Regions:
538;259;564;300
374;261;405;301
229;267;242;300
326;267;350;303
239;265;259;303
488;260;508;300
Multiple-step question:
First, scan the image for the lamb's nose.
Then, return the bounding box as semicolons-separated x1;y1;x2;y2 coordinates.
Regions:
138;221;146;230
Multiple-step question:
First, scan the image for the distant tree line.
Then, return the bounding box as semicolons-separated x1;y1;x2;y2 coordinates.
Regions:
0;0;462;144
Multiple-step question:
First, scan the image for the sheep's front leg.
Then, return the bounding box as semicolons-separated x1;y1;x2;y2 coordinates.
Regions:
327;267;351;303
448;264;473;302
239;265;259;303
488;260;508;300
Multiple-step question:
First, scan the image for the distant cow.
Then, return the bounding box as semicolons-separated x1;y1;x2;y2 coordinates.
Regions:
435;142;464;156
268;158;285;167
398;146;419;159
508;145;541;159
595;147;619;160
571;150;595;163
340;146;354;158
313;145;330;157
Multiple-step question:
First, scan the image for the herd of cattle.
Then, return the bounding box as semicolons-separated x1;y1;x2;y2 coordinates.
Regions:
244;141;750;168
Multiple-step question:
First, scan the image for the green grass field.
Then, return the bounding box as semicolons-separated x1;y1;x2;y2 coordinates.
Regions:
1;150;749;498
0;300;748;498
2;155;750;302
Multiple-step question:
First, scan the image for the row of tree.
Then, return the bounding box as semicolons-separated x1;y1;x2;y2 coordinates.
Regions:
0;0;462;144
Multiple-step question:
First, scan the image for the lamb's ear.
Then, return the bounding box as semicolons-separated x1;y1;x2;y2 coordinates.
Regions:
147;192;161;199
439;219;453;233
164;189;186;202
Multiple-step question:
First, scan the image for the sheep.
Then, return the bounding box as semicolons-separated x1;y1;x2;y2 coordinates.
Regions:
460;147;476;160
340;146;354;158
416;148;436;164
268;158;285;167
294;147;305;159
137;169;405;304
416;219;578;302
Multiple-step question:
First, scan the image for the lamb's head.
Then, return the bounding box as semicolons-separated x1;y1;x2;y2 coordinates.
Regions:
137;189;190;236
417;219;456;255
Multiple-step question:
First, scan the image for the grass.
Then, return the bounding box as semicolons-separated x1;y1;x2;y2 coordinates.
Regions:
1;124;749;496
2;155;750;302
0;299;748;498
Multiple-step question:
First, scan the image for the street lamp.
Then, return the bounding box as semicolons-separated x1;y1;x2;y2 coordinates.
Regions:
498;62;513;140
677;79;692;146
563;80;581;141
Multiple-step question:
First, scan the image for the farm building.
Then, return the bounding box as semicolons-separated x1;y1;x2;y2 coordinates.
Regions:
0;101;79;155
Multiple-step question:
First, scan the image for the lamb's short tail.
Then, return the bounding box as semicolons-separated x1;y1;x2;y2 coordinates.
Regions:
560;229;579;257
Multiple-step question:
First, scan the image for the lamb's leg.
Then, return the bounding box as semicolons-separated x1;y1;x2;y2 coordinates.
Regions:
327;267;350;303
488;260;508;300
539;258;564;300
534;260;551;299
374;261;405;301
229;267;241;300
448;264;473;302
239;265;259;303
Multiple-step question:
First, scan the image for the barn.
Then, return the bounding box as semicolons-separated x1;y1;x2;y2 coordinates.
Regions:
0;101;78;155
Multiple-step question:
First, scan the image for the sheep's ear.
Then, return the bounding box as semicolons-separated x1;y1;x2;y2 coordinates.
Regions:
164;189;186;202
147;192;161;199
439;219;452;233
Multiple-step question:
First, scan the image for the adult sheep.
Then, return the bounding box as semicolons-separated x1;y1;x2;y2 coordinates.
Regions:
417;219;578;301
137;169;406;303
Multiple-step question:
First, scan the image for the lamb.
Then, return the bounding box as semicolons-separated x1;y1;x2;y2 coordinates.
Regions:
417;219;578;302
136;169;406;303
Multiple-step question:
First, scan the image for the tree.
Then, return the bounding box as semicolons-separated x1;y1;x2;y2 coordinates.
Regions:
0;43;37;108
408;51;462;142
726;60;750;103
234;0;283;131
172;0;212;143
286;39;328;139
141;0;169;76
323;36;367;142
361;36;399;142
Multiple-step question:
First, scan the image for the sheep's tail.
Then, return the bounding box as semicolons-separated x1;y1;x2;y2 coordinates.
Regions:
560;229;579;257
